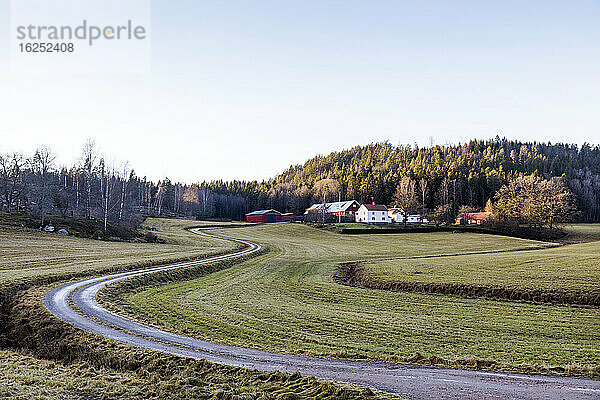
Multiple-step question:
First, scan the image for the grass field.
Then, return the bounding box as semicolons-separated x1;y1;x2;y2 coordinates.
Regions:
109;223;600;375
562;223;600;243
363;224;600;291
1;218;388;399
366;242;600;291
0;218;239;290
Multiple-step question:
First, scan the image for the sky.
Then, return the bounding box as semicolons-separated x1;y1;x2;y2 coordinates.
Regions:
0;1;599;183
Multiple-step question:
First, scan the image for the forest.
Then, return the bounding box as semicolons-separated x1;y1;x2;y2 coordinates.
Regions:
1;137;599;229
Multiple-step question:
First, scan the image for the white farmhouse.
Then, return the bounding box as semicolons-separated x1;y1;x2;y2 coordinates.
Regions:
355;203;391;224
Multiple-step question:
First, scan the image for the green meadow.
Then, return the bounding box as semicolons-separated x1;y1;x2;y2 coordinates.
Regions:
109;223;600;375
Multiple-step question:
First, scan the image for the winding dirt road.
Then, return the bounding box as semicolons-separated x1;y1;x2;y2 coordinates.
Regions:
44;228;600;400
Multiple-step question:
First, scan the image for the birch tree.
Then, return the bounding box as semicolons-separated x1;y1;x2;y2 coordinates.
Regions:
80;139;97;218
99;158;119;233
31;146;56;225
418;178;429;215
118;161;130;222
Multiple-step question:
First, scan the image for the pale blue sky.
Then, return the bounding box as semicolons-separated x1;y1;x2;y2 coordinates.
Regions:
0;1;599;182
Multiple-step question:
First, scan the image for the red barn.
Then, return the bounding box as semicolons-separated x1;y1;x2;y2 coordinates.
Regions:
246;209;292;223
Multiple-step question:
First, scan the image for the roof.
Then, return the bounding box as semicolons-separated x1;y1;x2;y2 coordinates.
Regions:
388;207;405;215
468;212;491;220
246;209;281;216
305;203;325;212
327;200;359;213
305;200;359;214
362;203;388;211
458;212;491;220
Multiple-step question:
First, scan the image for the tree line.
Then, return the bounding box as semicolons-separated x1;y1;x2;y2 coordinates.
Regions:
1;137;599;230
275;138;599;220
1;139;180;230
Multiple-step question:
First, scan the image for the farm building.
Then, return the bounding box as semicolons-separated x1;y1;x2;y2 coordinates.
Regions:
455;212;491;225
388;208;422;223
246;209;292;223
304;200;361;217
406;214;422;223
388;208;405;223
355;203;392;224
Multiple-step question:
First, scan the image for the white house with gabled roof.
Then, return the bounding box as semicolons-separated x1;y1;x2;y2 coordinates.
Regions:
355;203;391;224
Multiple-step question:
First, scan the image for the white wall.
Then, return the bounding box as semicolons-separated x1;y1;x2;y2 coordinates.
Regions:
356;206;391;224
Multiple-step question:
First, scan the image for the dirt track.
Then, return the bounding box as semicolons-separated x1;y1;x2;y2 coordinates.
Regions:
44;228;600;400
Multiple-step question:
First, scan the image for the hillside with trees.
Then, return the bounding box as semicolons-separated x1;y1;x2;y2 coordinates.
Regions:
273;138;599;221
1;137;599;228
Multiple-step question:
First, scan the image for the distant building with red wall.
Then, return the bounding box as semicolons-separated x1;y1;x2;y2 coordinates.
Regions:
246;209;292;223
455;212;492;225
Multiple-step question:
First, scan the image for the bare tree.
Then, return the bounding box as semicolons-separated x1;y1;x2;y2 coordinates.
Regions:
182;184;199;216
432;204;452;225
436;178;450;208
71;168;80;212
80;138;97;218
155;181;166;215
173;183;184;214
392;176;418;225
418;178;429;215
494;175;577;228
540;177;577;229
313;179;340;203
146;180;152;214
198;186;214;217
31;146;56;225
99;158;119;233
118;161;130;222
0;152;27;212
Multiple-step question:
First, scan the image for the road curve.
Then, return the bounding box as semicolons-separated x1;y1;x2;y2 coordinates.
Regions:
44;227;600;400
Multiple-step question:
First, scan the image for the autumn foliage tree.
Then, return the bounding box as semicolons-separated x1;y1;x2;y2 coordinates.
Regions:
494;175;577;228
392;177;419;225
